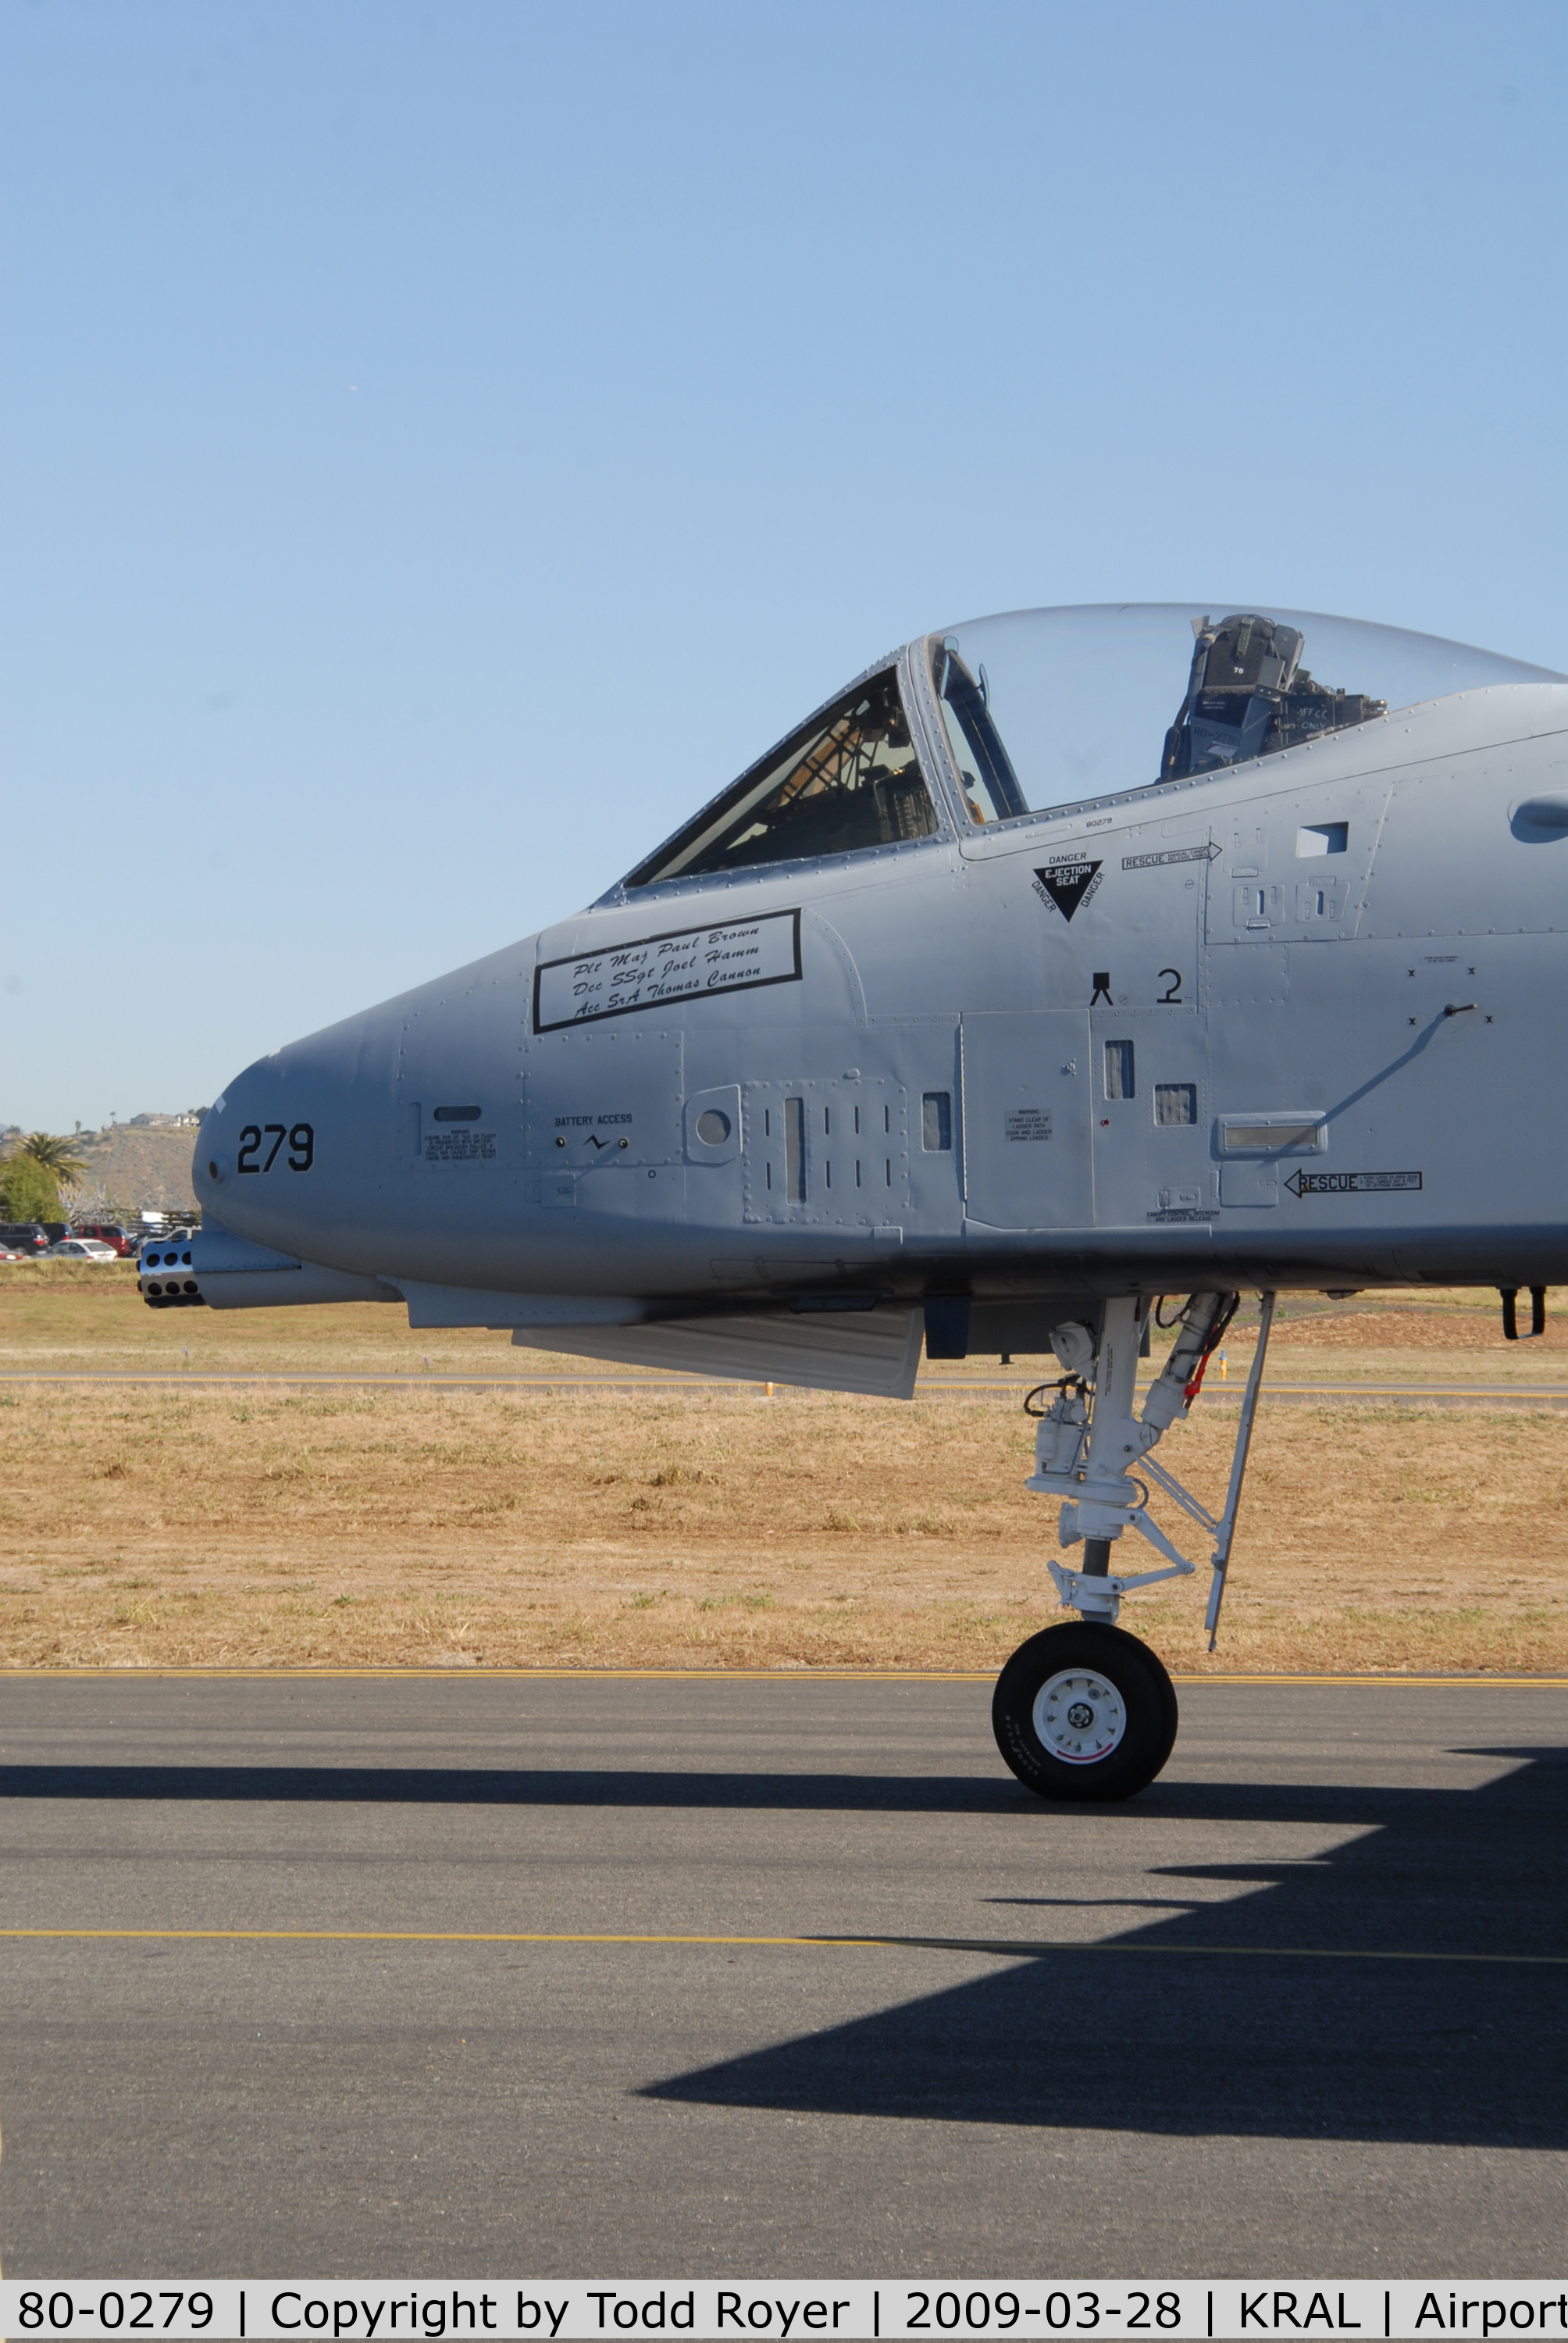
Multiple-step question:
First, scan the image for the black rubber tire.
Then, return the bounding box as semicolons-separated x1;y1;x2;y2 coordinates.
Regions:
992;1621;1178;1802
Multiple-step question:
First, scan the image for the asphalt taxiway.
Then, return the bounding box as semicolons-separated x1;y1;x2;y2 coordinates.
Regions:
0;1671;1564;2277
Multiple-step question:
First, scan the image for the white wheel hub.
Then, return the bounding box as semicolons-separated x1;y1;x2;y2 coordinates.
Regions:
1032;1667;1128;1764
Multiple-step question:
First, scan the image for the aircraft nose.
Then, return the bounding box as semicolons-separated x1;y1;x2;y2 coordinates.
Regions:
189;959;527;1282
192;1011;377;1264
192;1058;312;1246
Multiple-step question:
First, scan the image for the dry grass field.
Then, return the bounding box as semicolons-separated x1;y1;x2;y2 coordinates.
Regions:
2;1263;1566;1674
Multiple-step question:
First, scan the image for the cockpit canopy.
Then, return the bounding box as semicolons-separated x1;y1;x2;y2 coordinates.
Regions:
625;603;1562;890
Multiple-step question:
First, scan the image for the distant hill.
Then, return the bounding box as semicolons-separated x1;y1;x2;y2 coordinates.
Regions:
73;1123;199;1215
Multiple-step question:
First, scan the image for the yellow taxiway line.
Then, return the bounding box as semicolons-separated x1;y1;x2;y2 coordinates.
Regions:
0;1927;1563;1968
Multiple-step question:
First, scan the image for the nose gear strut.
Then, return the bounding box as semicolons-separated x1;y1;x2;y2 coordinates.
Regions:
1025;1289;1275;1649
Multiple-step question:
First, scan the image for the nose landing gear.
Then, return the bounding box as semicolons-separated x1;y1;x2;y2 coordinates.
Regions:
991;1289;1274;1800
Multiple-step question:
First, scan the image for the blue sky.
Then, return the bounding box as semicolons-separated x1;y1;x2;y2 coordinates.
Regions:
5;0;1566;1130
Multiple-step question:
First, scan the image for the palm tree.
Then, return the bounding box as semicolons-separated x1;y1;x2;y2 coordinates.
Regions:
16;1132;87;1183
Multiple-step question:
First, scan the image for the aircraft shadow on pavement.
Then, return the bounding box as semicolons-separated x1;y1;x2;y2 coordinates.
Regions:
0;1763;1029;1813
2;1743;1563;2147
640;1746;1568;2150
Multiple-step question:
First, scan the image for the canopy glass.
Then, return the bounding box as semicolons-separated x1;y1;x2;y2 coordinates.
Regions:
928;603;1563;827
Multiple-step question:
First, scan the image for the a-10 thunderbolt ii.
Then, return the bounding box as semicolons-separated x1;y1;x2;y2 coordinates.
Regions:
143;601;1568;1800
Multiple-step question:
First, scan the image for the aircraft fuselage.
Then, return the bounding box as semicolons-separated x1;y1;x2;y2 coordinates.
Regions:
194;675;1568;1324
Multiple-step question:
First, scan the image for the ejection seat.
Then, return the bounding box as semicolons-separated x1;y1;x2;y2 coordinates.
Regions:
1161;612;1387;780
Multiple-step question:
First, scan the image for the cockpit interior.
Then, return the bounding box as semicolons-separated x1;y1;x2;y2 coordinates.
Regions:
625;669;936;890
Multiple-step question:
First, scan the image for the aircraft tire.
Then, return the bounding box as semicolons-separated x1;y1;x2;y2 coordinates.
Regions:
991;1621;1178;1802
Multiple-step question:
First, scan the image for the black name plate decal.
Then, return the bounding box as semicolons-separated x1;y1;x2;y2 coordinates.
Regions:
533;908;802;1032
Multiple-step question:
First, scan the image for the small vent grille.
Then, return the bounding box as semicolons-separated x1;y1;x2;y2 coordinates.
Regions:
743;1077;908;1225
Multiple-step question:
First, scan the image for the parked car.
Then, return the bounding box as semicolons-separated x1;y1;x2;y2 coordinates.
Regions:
46;1237;120;1261
73;1222;138;1257
0;1221;50;1254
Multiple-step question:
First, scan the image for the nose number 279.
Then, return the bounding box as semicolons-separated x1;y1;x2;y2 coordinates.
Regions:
237;1123;315;1174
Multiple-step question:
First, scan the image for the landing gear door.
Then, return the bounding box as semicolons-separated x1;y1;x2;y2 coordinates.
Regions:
960;1011;1093;1230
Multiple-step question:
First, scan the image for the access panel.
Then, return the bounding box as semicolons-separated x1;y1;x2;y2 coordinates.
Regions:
960;1011;1093;1229
741;1076;909;1228
1089;1004;1213;1225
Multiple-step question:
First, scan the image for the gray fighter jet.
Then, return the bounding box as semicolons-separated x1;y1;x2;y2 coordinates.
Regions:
144;602;1567;1798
